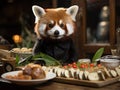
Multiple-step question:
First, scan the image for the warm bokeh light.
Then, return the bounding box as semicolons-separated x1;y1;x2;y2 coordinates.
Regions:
12;34;22;43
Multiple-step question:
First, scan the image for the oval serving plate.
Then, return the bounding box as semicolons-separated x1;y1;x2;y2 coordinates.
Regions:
1;70;56;86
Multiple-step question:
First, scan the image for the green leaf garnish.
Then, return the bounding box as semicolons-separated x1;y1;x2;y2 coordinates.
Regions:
18;55;33;66
32;52;61;66
16;52;61;66
92;48;104;63
15;54;20;66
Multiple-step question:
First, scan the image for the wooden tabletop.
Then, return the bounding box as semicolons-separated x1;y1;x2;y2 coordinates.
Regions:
0;80;120;90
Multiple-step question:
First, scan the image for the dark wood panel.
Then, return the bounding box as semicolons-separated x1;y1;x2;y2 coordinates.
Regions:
71;0;116;58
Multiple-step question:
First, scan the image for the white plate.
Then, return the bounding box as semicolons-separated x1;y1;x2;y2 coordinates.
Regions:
1;70;56;86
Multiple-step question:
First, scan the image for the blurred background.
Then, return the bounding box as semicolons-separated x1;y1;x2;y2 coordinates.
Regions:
0;0;120;59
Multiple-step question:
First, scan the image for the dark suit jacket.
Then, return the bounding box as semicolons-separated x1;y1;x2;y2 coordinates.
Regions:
33;38;78;64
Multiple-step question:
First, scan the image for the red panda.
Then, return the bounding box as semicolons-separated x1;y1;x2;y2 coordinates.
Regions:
32;5;79;64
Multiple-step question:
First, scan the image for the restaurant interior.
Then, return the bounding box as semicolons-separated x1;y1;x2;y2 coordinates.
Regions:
0;0;120;58
0;0;120;90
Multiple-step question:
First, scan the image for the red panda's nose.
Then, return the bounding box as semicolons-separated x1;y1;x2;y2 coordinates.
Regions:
54;30;59;36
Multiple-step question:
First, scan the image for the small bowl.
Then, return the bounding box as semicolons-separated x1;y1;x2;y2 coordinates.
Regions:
101;55;120;60
78;58;91;64
100;59;120;69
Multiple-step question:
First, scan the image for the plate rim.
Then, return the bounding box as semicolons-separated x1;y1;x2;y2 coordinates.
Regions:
1;70;56;82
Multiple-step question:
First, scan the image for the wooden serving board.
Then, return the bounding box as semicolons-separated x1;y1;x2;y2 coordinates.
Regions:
53;76;120;87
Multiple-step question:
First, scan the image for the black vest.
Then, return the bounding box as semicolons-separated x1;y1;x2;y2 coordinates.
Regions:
33;38;78;64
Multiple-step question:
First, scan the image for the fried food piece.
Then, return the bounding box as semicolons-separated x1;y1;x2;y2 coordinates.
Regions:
23;63;46;79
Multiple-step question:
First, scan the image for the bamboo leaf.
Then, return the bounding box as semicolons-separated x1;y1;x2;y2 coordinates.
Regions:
18;55;33;66
16;52;61;66
32;52;61;66
15;54;20;66
92;48;104;63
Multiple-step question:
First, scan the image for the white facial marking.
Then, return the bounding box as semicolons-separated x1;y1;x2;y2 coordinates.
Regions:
38;24;47;36
59;19;63;25
47;24;65;39
50;20;54;24
66;24;74;36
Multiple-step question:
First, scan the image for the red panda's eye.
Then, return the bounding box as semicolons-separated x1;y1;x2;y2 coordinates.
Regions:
60;23;64;28
48;23;54;28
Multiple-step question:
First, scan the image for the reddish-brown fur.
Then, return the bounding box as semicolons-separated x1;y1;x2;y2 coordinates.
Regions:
34;8;76;38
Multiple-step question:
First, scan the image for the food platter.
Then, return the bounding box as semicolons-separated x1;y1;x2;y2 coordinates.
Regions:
43;64;120;87
54;76;120;87
1;70;56;86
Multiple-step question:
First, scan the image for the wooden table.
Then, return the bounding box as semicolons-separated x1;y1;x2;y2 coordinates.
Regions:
0;79;120;90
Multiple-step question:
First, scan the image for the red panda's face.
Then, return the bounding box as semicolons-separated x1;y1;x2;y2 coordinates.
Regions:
32;5;79;39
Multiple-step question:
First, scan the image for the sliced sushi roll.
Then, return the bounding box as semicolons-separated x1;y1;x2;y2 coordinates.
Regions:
74;69;80;79
49;68;54;73
78;70;84;80
53;67;59;74
83;70;89;80
64;69;70;78
42;66;47;71
103;67;112;78
110;70;117;78
69;68;76;78
97;70;106;80
61;68;65;77
88;72;100;81
56;68;63;77
115;67;120;76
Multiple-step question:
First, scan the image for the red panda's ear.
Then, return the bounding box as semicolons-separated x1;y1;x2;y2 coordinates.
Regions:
66;5;79;21
32;5;46;23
